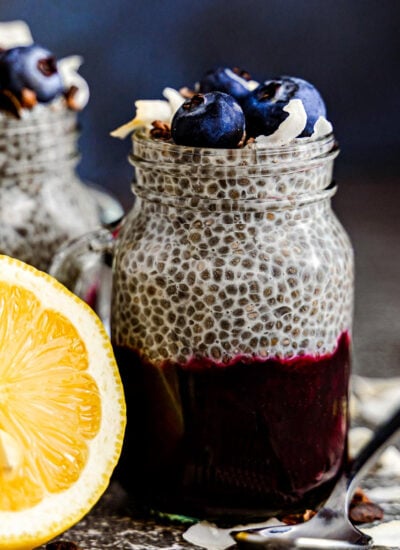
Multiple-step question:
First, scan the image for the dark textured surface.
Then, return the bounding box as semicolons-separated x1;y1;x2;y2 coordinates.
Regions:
36;475;400;549
36;177;400;548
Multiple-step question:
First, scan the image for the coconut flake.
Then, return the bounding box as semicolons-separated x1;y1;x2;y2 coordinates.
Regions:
58;55;90;110
349;426;373;458
377;446;400;477
246;79;260;91
162;87;185;116
0;20;33;48
365;485;400;503
362;519;400;547
183;518;282;550
110;99;171;139
254;99;307;146
359;387;400;426
311;116;333;138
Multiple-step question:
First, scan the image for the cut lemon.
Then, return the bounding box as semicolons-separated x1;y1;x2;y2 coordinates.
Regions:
0;255;126;550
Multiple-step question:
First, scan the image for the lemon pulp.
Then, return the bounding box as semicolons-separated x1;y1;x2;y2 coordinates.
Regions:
0;282;101;511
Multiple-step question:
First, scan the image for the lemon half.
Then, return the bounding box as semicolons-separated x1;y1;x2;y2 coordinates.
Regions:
0;255;126;550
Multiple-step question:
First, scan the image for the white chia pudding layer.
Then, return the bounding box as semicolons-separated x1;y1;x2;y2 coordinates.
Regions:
111;131;354;365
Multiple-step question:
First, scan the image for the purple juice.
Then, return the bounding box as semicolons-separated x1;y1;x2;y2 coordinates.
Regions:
114;331;350;521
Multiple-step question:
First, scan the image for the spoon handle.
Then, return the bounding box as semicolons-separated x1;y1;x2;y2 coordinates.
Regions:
347;405;400;495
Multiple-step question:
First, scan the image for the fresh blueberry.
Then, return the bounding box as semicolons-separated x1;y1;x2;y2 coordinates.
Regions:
242;76;326;137
171;91;245;148
198;67;255;102
0;44;63;103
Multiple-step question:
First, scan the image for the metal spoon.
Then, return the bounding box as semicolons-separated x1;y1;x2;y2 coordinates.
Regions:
234;406;400;549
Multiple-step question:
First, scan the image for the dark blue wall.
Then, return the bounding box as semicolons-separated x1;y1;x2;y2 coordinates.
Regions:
0;0;399;206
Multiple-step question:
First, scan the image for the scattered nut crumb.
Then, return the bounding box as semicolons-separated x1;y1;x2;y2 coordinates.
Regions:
179;86;196;98
64;85;80;111
0;89;23;118
232;66;252;81
280;487;383;527
281;509;316;525
20;87;37;109
351;487;372;505
350;502;384;524
350;487;384;524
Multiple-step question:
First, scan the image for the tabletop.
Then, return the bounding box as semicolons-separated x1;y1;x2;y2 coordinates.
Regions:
39;175;400;550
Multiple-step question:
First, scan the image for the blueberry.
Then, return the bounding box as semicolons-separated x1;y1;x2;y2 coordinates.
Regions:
171;92;245;148
0;44;63;103
198;67;254;102
242;76;326;137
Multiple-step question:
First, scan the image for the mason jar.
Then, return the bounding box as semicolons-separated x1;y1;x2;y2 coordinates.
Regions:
52;129;354;521
0;107;103;272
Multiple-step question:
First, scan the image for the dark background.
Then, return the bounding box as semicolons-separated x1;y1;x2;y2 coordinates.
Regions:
1;0;400;376
0;0;399;207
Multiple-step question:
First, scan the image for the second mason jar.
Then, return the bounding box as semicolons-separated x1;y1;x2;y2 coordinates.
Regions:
111;130;353;521
0;107;101;272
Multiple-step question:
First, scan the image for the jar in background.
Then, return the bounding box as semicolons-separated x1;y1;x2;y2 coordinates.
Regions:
0;107;111;272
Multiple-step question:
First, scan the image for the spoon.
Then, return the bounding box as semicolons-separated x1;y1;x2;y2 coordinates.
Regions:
234;406;400;549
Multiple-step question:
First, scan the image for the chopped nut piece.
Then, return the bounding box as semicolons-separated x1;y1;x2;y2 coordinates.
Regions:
232;66;252;81
150;120;171;141
351;487;372;505
64;85;80;111
20;87;37;109
350;502;384;524
0;89;23;118
179;86;196;98
281;509;316;525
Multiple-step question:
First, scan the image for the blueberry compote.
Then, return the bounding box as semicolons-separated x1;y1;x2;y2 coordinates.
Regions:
114;332;350;521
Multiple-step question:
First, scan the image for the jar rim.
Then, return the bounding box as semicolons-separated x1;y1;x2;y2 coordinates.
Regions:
0;103;77;134
132;128;338;167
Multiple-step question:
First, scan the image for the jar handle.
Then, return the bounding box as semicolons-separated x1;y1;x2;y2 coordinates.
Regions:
49;221;120;334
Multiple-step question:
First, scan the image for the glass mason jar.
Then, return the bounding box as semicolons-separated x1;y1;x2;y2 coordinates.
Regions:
0;107;102;272
52;129;354;521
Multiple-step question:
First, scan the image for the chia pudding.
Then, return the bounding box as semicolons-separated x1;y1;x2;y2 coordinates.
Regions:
0;36;100;272
111;121;354;520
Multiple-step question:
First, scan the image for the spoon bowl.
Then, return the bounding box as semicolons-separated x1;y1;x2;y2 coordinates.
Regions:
234;406;400;549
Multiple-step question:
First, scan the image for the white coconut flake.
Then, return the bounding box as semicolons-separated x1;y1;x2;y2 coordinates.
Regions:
58;55;90;110
353;375;400;399
254;99;307;146
0;20;33;48
162;87;185;117
311;116;333;139
224;68;259;92
362;520;400;547
247;79;260;91
359;388;400;427
110;99;171;139
183;518;282;550
377;446;400;476
351;375;400;427
349;426;373;458
365;485;400;503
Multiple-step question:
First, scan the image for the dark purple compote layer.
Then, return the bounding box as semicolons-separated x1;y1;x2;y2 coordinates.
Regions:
114;332;350;521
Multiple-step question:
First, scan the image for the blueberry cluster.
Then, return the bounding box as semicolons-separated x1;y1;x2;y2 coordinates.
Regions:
171;67;327;148
0;44;64;111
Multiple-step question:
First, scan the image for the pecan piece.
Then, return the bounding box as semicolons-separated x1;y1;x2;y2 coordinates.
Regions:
150;120;171;140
